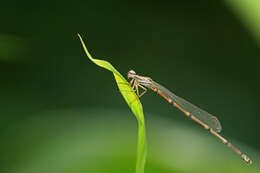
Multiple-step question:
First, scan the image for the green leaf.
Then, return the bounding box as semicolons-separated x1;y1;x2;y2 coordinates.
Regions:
78;34;147;173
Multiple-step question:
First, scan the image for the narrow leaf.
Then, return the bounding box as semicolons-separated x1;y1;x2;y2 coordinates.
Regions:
78;34;147;173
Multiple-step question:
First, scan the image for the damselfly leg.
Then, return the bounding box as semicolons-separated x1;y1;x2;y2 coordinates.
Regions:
129;78;147;98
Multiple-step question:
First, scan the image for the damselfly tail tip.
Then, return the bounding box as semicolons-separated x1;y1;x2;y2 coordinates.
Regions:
242;154;252;165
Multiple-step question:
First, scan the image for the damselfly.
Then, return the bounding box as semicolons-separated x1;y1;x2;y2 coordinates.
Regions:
127;70;252;165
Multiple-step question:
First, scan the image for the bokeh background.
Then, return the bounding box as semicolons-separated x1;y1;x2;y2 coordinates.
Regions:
1;0;260;173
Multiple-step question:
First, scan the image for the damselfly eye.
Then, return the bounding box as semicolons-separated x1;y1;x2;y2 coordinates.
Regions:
128;70;136;75
127;70;136;79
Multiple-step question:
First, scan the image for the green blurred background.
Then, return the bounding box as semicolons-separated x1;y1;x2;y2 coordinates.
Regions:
1;1;260;173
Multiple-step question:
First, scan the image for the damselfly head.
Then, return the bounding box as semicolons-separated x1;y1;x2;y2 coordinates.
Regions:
128;70;136;78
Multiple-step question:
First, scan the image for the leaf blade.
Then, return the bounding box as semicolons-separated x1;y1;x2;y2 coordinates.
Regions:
78;34;147;173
